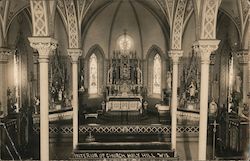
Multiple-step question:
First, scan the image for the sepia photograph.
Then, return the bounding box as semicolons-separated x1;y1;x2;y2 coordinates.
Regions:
0;0;249;160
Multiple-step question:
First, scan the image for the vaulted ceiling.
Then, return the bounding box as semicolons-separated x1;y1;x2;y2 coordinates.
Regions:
0;0;249;48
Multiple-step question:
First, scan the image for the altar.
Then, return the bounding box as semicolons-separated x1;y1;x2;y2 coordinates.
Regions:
106;95;142;112
104;41;143;112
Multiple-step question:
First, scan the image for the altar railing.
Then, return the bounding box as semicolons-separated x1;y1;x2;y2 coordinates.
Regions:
33;125;199;136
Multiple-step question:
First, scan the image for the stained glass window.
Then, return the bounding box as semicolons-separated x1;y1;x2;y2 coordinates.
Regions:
89;54;98;94
153;54;161;94
117;33;133;51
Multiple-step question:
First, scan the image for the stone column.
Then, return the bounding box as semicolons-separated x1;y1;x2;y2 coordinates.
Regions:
195;40;220;160
28;37;57;161
68;49;82;149
169;50;183;154
237;50;249;104
0;48;11;116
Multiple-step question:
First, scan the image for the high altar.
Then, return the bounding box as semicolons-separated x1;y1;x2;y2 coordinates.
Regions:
105;50;143;112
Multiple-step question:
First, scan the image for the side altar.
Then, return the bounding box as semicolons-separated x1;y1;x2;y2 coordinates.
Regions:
105;50;143;112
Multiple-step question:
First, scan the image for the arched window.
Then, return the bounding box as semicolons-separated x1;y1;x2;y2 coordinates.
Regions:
153;54;161;94
89;54;98;94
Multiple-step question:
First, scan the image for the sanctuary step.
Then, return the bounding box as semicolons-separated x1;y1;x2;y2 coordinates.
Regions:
89;111;161;125
72;132;176;160
76;142;171;150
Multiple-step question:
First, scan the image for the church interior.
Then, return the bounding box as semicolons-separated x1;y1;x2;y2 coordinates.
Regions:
0;0;249;160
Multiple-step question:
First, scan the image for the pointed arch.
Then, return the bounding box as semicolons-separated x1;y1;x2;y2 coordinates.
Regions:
153;54;162;94
85;44;105;96
89;53;98;94
146;45;167;97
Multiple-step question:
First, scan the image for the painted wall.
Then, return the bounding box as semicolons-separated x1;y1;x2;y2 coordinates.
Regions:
83;0;167;60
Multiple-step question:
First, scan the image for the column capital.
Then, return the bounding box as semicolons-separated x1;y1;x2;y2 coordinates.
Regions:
0;48;12;63
194;39;220;64
67;48;82;63
168;50;183;64
28;37;57;62
236;50;249;64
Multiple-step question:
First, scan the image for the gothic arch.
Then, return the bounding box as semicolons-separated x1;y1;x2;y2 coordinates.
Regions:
218;9;241;40
6;6;32;38
6;8;32;41
56;4;69;35
171;0;187;50
146;44;165;60
84;44;105;96
146;45;167;97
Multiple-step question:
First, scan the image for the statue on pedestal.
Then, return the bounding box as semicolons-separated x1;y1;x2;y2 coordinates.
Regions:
187;80;198;102
79;68;85;92
209;98;218;115
33;96;40;114
235;75;242;93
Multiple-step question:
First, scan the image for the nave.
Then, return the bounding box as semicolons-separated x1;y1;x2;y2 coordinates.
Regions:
0;0;249;160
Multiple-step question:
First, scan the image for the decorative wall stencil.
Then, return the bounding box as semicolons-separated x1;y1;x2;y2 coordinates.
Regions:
65;0;79;48
201;0;219;39
30;0;48;36
171;0;187;49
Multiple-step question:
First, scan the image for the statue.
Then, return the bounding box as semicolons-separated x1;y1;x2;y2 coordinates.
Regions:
58;89;63;101
136;66;142;84
187;80;198;101
235;75;242;93
209;98;218;115
79;68;85;91
33;96;40;114
166;71;172;90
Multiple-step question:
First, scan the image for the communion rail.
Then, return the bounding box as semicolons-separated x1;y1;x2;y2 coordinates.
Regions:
33;124;199;136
